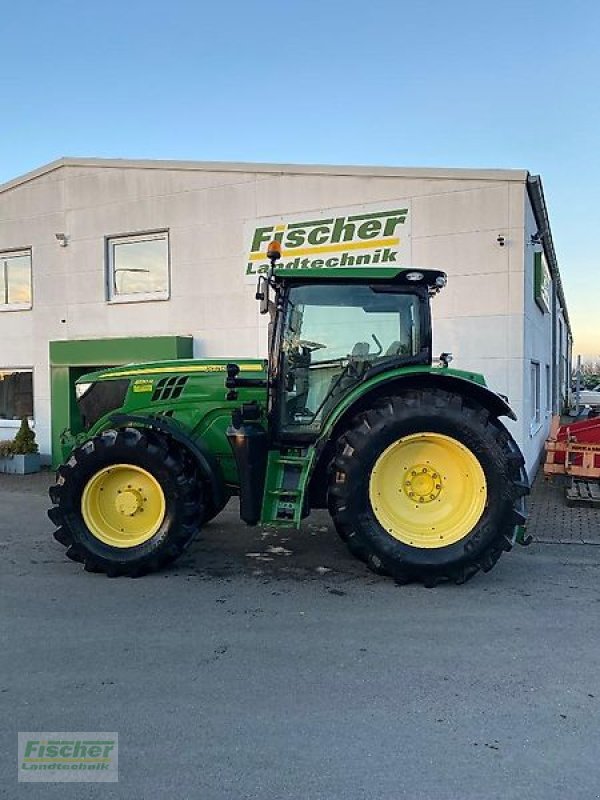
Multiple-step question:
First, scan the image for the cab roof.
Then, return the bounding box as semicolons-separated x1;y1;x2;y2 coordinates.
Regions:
272;266;447;289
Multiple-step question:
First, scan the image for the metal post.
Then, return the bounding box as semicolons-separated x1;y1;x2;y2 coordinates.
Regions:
575;354;581;414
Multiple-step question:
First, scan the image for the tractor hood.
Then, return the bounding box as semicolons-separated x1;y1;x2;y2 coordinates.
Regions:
73;358;268;440
76;359;267;386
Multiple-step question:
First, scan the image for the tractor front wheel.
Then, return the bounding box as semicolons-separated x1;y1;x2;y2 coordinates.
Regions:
48;427;203;576
328;389;528;585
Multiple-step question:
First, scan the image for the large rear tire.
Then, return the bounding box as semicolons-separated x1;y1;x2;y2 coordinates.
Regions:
48;427;203;576
328;389;528;586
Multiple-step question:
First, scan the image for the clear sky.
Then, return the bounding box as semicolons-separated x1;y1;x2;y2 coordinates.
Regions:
1;0;598;358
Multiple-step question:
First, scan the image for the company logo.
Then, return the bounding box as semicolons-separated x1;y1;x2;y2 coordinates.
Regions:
534;251;551;313
18;733;118;783
245;204;411;279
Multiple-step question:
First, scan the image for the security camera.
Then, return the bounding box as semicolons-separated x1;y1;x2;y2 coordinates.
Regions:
55;233;68;247
530;229;547;245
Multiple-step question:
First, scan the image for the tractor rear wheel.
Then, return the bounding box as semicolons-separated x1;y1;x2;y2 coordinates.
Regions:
48;427;203;576
328;389;528;585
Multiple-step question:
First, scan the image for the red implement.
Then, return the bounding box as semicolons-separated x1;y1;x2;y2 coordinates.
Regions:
544;416;600;478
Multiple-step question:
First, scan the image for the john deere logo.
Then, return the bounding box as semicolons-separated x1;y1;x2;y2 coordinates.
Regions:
245;203;411;278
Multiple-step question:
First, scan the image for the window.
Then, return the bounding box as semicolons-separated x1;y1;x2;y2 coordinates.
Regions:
0;370;33;424
530;361;541;431
280;283;423;432
0;250;32;310
546;364;551;412
107;231;169;302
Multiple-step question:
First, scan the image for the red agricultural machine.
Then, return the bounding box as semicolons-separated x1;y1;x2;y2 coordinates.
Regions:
544;416;600;506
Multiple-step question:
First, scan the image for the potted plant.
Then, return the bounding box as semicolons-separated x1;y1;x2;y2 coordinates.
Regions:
0;416;40;474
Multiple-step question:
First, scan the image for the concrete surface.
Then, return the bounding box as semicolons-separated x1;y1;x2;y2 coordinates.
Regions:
1;471;600;799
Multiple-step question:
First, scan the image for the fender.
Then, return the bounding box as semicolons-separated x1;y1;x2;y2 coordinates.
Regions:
108;413;227;510
318;366;515;446
305;367;517;510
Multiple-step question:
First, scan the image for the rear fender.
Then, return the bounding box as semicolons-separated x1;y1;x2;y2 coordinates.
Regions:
307;370;517;509
321;369;515;439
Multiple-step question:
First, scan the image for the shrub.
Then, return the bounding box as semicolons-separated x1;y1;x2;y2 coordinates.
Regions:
0;439;14;458
12;416;39;455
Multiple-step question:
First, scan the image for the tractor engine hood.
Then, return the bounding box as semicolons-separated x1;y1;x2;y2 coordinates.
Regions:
74;359;267;431
76;359;267;386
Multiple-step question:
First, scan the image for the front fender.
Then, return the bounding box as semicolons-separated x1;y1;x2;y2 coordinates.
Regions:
107;413;227;510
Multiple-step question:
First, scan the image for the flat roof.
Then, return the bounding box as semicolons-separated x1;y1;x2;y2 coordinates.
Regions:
0;156;530;195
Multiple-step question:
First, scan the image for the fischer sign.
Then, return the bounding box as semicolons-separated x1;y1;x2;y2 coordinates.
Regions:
244;202;411;281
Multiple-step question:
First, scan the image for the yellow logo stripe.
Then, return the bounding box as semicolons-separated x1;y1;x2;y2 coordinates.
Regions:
24;758;110;763
249;237;400;262
98;363;264;379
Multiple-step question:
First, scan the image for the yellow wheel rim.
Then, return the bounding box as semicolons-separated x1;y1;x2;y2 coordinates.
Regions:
369;433;487;548
81;464;166;548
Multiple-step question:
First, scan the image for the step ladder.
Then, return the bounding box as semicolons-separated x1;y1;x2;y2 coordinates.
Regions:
261;449;315;527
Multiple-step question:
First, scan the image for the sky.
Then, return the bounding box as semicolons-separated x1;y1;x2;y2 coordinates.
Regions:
0;0;598;358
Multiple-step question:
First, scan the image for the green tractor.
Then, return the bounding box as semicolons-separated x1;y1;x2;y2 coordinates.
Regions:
49;244;529;585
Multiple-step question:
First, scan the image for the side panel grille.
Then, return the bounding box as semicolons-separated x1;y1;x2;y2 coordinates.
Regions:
151;376;189;402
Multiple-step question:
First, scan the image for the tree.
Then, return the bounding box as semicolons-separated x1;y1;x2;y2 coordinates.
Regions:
11;416;38;455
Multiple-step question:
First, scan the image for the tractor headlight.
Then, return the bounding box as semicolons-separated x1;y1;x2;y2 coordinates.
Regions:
75;382;94;400
405;271;424;282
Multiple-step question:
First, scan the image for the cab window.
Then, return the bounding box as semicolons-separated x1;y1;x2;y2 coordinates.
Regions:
280;284;423;433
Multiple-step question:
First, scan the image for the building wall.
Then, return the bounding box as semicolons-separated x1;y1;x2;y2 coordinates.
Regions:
0;161;566;477
522;195;554;473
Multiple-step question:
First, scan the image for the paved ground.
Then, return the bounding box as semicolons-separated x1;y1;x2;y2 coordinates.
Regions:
528;474;600;544
1;471;600;799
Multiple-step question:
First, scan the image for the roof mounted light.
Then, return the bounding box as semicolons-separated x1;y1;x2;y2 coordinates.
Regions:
435;275;447;288
266;240;282;264
405;271;424;282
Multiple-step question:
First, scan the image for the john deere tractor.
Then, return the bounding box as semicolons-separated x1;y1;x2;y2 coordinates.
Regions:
49;244;529;585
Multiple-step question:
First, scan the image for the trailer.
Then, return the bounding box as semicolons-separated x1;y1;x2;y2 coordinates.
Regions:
544;416;600;508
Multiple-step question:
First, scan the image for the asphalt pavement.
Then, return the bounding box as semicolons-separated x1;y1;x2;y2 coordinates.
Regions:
1;471;600;799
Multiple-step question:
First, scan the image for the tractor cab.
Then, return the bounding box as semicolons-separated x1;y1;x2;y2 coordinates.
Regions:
257;242;447;440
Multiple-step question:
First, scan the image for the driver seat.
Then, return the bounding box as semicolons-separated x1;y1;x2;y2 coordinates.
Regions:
320;342;371;421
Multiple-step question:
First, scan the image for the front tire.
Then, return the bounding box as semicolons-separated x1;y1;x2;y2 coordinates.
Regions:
328;389;528;585
201;493;230;525
48;427;203;576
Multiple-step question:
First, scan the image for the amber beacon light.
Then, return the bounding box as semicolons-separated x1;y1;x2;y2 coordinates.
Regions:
266;240;282;264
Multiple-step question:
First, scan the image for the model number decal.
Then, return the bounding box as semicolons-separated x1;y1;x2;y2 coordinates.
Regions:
132;379;154;393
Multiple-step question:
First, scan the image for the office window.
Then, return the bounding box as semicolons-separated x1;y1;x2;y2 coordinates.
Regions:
107;231;169;302
0;250;32;310
0;370;33;422
531;361;541;427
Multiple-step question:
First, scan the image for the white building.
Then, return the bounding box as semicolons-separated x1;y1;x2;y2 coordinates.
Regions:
0;158;571;475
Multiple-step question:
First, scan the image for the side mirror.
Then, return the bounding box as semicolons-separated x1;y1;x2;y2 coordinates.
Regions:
256;276;270;315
